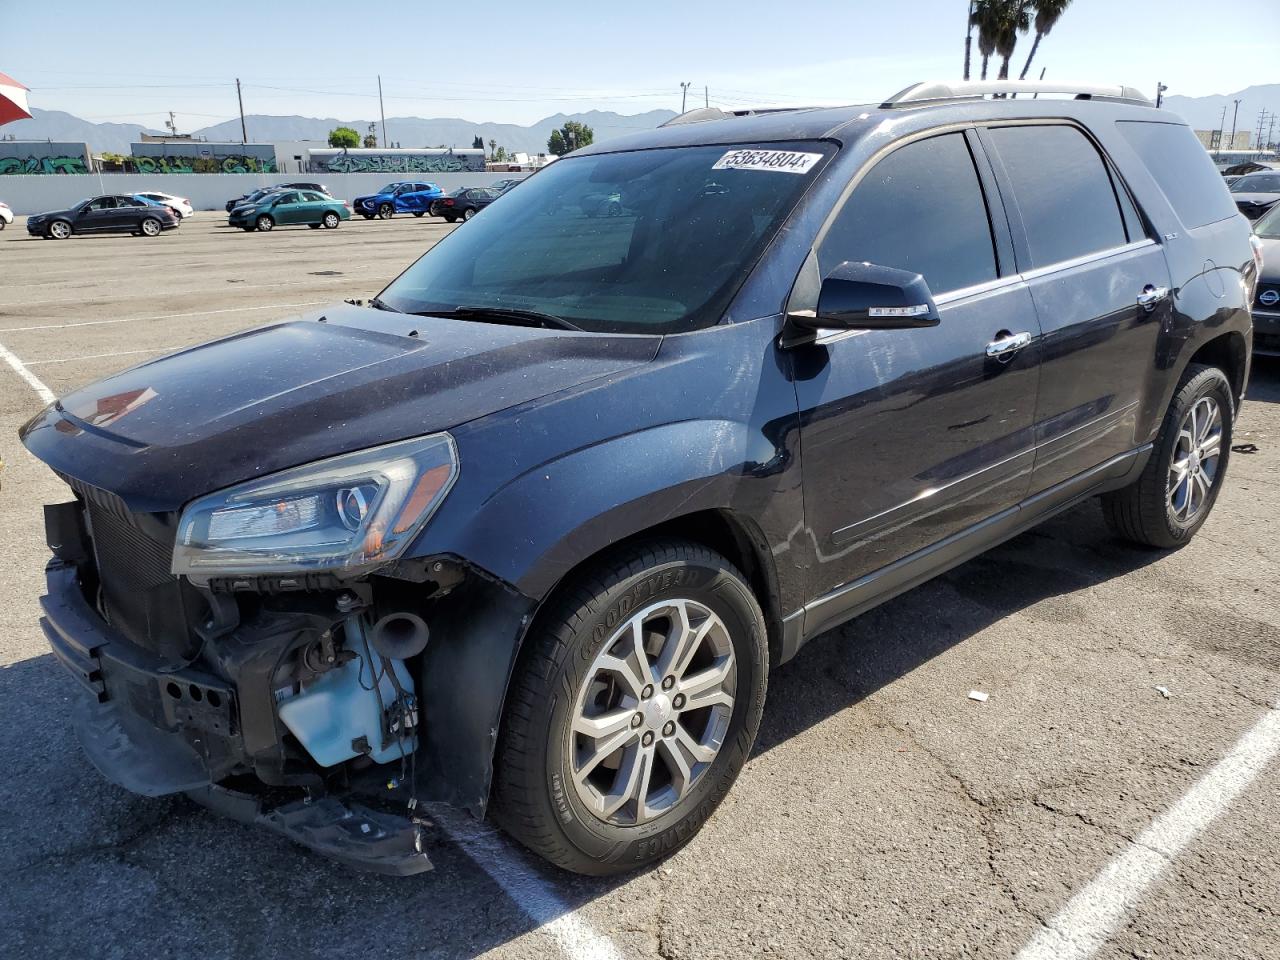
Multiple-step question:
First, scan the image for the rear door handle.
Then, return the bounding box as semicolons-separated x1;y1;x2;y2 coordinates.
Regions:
1137;284;1169;311
985;331;1032;359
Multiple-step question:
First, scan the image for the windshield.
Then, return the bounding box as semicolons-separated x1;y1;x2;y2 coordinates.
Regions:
378;182;402;194
378;142;832;334
1231;173;1280;193
1255;204;1280;239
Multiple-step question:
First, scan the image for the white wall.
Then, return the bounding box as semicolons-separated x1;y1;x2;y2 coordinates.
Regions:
0;172;520;215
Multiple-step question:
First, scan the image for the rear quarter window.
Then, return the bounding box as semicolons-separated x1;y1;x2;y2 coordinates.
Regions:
1116;121;1238;229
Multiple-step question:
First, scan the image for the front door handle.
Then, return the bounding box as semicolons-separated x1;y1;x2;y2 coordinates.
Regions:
985;331;1032;359
1137;284;1169;312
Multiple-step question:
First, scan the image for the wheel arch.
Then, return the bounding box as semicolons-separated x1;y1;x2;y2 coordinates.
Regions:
1186;330;1248;412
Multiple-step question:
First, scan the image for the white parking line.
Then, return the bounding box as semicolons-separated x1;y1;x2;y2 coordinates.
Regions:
0;300;328;333
1015;702;1280;960
1;276;353;307
24;346;178;367
0;340;55;404
430;806;627;960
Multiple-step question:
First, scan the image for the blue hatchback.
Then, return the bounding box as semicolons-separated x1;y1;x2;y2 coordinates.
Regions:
352;180;443;219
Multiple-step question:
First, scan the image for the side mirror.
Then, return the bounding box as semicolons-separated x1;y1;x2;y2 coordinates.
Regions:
792;261;940;332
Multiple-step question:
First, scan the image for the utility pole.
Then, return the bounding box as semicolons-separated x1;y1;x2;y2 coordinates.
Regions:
377;75;388;149
1229;98;1242;151
704;85;709;108
1254;109;1269;156
1155;82;1167;109
1215;105;1227;156
963;0;975;81
680;82;691;114
1267;114;1276;154
235;78;247;144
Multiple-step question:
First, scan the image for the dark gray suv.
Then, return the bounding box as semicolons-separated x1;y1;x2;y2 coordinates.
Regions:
22;81;1259;877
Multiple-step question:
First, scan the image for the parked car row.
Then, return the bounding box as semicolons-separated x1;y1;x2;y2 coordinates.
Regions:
7;177;524;241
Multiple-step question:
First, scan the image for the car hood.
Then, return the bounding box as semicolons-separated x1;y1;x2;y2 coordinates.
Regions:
29;208;74;220
1233;192;1280;205
20;302;659;512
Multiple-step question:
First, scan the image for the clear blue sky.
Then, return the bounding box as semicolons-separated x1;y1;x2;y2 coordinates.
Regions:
2;0;1276;129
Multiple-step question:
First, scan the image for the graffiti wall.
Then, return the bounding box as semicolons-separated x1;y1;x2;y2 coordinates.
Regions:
128;142;279;174
307;148;485;174
0;141;92;175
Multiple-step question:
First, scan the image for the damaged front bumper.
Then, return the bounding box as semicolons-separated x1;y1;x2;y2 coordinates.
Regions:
40;559;433;875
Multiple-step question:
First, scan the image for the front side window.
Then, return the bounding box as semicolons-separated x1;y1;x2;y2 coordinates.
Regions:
988;125;1128;268
818;132;998;295
379;141;834;334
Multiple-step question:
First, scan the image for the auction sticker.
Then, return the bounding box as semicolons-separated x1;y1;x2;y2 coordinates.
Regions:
712;149;823;174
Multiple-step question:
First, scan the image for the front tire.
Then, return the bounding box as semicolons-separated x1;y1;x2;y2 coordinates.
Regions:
412;211;425;217
1102;363;1234;548
48;220;72;240
255;215;274;232
377;203;394;219
493;540;767;876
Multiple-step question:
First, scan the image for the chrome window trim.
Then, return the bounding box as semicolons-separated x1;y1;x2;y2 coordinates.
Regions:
1017;237;1156;283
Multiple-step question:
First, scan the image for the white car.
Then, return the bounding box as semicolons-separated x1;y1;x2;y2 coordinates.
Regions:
134;191;194;219
0;201;12;229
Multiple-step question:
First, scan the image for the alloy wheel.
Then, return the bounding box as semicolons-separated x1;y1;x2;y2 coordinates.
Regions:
141;218;160;237
50;221;71;239
463;207;476;220
256;216;273;232
570;598;736;826
1168;395;1222;525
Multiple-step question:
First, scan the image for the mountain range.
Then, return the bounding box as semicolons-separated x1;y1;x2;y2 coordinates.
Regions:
2;108;679;155
4;84;1275;155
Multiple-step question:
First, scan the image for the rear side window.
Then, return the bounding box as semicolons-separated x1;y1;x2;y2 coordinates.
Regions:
1117;121;1238;229
988;125;1127;269
819;132;998;295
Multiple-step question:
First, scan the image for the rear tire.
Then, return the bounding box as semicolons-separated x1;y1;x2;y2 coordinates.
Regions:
139;217;162;237
463;207;476;221
412;211;425;217
493;540;768;876
255;215;274;232
1101;363;1234;548
322;212;340;229
308;223;321;229
444;214;457;223
362;214;374;220
0;219;6;231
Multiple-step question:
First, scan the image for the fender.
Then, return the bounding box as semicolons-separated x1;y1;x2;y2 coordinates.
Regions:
411;417;799;816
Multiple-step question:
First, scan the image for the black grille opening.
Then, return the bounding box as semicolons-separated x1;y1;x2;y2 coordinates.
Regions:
80;495;205;662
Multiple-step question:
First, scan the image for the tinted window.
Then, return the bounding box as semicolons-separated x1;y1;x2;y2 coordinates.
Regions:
989;125;1127;268
819;133;997;294
1116;121;1239;228
380;142;833;334
88;197;114;210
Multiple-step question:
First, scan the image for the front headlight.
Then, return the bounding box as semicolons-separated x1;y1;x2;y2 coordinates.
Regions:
172;433;458;582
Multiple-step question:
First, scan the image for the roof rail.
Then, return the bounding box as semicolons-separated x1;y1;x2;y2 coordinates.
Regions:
881;80;1152;109
658;105;823;127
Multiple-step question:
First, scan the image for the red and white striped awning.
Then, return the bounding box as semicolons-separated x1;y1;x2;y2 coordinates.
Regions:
0;72;32;125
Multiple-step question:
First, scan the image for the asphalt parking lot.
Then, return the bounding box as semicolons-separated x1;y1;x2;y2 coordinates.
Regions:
1;211;1277;960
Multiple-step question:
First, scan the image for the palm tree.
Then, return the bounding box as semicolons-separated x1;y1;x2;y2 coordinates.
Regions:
971;0;1000;80
995;1;1032;80
1019;0;1072;80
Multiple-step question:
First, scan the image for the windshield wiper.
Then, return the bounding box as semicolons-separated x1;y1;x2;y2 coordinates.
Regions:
432;305;582;331
368;296;401;312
